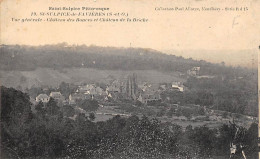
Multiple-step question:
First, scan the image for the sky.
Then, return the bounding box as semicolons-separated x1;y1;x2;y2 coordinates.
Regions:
1;0;259;68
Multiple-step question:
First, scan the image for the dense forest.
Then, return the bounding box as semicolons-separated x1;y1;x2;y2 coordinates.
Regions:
1;87;258;158
0;44;256;78
176;75;258;116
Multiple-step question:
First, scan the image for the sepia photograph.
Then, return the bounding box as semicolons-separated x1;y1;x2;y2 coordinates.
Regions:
0;0;259;158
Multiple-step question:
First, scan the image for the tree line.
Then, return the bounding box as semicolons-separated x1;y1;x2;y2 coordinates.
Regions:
0;45;255;77
1;86;258;159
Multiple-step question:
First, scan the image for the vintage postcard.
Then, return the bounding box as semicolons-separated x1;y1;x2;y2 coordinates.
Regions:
0;0;259;158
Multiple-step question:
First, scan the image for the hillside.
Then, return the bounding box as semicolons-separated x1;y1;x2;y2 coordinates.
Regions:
0;44;258;117
0;44;254;78
0;68;184;89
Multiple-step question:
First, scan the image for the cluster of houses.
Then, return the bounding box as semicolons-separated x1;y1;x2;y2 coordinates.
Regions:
36;91;65;105
35;73;186;106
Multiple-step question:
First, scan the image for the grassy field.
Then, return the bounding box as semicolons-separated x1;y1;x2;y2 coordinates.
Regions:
93;105;253;130
0;68;184;89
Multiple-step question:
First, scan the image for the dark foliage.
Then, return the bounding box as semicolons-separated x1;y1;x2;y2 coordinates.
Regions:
79;99;99;112
1;44;254;77
183;76;257;116
1;87;258;159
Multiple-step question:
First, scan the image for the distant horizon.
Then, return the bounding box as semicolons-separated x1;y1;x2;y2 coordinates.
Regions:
1;43;258;69
2;0;259;69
